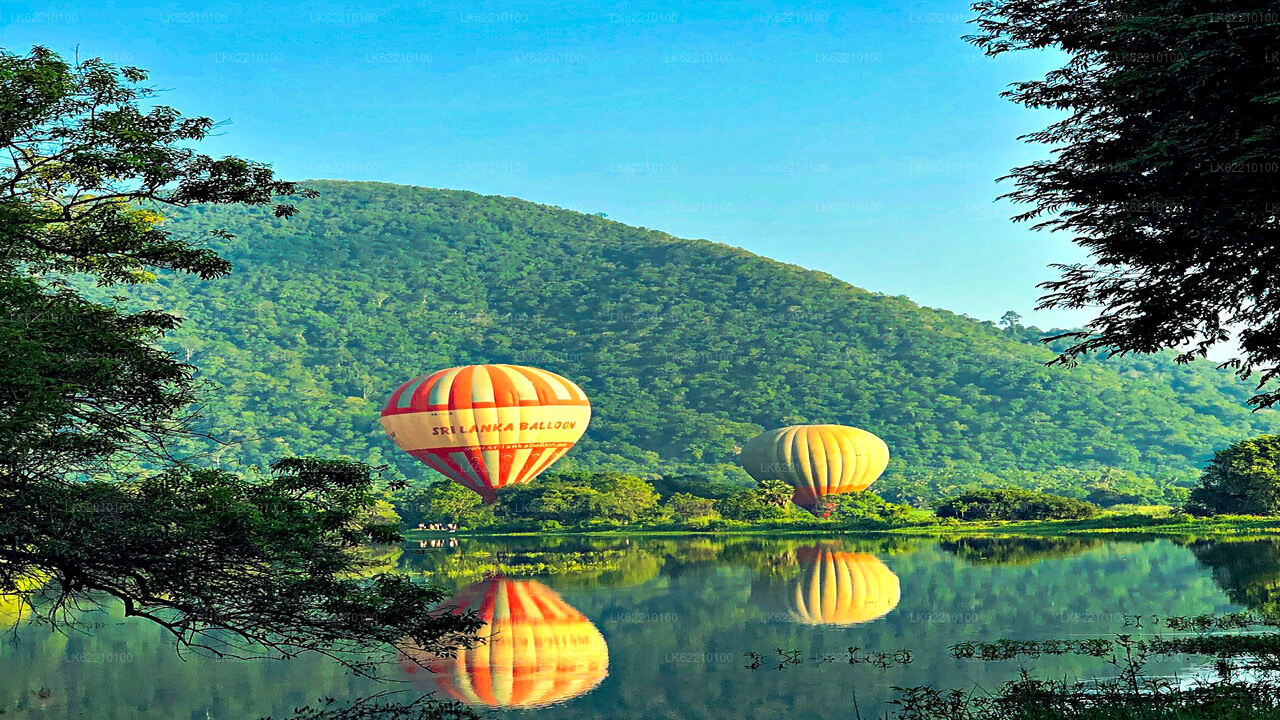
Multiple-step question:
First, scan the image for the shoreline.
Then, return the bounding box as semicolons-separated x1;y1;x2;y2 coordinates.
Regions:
403;514;1280;540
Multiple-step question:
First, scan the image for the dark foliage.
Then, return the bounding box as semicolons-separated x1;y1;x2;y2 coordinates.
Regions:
713;486;791;522
649;474;744;501
0;46;478;665
1189;539;1280;611
935;487;1101;520
264;693;482;720
941;536;1103;566
1185;435;1280;515
968;0;1280;406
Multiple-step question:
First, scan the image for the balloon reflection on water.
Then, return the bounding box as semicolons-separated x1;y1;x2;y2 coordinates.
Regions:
0;573;45;630
401;577;609;709
787;546;901;625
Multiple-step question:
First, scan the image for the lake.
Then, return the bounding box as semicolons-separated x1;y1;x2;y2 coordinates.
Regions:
0;535;1266;719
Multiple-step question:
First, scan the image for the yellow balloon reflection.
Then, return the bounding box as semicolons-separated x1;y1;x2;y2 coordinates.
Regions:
0;574;46;630
402;577;609;709
788;546;900;625
0;593;30;630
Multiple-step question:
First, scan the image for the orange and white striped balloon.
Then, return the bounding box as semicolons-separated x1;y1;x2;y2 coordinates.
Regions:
380;364;591;502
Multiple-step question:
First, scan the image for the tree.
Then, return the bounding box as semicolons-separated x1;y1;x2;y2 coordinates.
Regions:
394;479;494;528
1085;488;1147;507
0;47;478;667
587;472;663;522
497;471;662;525
757;479;794;509
828;491;929;525
714;489;788;522
999;310;1022;330
1185;435;1280;515
651;474;742;501
664;492;720;523
934;488;1100;521
969;0;1280;406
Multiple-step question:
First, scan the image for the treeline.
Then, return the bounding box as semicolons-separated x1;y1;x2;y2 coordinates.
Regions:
99;181;1280;503
394;471;930;531
391;470;1142;531
394;463;1184;528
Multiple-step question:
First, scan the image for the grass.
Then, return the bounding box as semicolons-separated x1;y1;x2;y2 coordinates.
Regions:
880;513;1280;537
752;614;1280;720
891;620;1280;720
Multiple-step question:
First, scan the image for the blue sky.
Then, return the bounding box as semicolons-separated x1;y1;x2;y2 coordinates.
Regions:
2;0;1091;328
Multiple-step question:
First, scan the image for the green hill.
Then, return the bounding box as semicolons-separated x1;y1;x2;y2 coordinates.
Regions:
121;180;1279;503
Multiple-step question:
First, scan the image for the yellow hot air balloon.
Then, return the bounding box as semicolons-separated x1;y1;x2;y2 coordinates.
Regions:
740;424;889;514
788;546;900;625
401;577;609;709
381;364;591;503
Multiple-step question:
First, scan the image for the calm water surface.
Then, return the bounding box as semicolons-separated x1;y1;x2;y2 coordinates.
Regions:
1;535;1269;719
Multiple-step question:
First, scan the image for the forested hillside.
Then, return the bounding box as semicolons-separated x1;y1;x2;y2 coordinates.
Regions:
119;180;1279;502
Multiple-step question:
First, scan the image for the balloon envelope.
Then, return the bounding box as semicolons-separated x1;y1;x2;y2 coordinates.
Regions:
401;578;609;709
739;424;889;513
788;546;900;625
381;364;591;502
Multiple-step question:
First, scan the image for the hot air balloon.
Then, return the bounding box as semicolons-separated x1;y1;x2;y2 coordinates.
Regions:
381;364;591;503
739;424;889;515
401;578;609;709
787;546;900;625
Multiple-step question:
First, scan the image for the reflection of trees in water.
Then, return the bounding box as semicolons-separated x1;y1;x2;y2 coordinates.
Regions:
718;537;922;582
349;544;405;576
556;549;664;588
400;577;609;709
398;536;929;589
940;537;1104;567
6;536;1235;720
1189;539;1280;611
653;537;724;577
400;537;665;587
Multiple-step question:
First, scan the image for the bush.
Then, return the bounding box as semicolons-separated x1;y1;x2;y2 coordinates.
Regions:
934;488;1100;521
